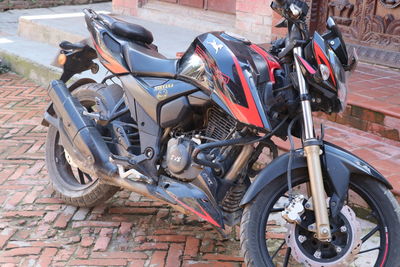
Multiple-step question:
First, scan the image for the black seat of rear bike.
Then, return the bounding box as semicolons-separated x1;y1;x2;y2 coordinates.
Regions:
99;14;154;44
122;42;177;75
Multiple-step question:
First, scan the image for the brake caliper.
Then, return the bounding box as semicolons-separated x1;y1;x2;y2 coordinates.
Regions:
282;194;305;224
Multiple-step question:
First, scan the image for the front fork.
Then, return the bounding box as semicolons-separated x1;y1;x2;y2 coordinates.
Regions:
293;47;331;241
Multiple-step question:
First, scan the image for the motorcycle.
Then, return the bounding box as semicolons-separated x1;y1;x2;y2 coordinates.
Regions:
42;0;400;266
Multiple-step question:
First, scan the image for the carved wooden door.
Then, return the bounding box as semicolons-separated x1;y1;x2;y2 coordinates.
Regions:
309;0;400;68
160;0;236;14
179;0;204;8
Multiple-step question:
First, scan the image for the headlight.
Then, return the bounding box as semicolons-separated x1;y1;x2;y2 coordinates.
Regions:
337;74;348;112
329;50;348;112
319;64;330;81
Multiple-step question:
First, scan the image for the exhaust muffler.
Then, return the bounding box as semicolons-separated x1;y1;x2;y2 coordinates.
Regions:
45;80;117;178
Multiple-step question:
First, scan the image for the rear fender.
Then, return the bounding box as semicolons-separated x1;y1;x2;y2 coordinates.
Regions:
240;141;392;212
58;41;98;83
41;78;96;127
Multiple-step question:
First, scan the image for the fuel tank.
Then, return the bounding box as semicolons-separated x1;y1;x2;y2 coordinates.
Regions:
178;32;282;131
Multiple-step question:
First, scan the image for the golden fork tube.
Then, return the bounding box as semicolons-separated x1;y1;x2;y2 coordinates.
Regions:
293;46;331;241
304;145;331;241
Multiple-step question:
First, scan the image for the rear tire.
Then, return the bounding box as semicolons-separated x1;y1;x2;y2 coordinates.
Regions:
45;83;121;207
240;172;400;267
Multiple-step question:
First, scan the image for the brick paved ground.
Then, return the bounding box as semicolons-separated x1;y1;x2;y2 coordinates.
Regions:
0;69;399;266
0;73;243;266
348;63;400;117
324;63;400;142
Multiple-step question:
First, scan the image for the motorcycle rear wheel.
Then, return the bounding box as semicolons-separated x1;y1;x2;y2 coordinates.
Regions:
240;170;400;267
45;83;120;207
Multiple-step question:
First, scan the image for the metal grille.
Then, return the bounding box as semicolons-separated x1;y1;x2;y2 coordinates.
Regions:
205;108;237;140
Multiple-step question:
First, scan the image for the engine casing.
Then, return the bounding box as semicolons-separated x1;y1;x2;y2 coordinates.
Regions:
165;137;202;181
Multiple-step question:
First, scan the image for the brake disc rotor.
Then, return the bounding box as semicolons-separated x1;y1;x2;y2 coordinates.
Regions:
286;205;362;267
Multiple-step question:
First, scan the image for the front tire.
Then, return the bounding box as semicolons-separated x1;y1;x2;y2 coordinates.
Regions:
45;83;121;208
240;171;400;267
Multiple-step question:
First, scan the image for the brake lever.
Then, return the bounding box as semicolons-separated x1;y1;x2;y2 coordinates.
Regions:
275;18;288;28
278;39;307;58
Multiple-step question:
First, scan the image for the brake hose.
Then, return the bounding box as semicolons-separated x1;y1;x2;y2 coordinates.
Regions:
287;114;301;200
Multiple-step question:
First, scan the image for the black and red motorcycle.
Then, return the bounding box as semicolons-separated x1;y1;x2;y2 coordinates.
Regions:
42;0;400;266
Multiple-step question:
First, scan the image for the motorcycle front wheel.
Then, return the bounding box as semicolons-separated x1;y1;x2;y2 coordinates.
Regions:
240;170;400;267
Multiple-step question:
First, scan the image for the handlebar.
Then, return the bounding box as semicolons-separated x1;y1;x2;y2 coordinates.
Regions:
83;8;98;20
271;0;308;21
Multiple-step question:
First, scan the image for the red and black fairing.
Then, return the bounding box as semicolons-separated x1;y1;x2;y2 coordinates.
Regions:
179;32;282;131
303;32;345;113
312;33;336;87
156;175;224;228
85;14;130;75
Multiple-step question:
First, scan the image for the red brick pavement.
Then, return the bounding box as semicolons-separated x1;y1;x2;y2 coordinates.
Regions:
0;68;399;266
348;63;400;117
321;63;400;142
0;73;243;267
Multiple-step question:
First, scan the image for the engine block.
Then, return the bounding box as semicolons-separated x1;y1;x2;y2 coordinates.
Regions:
165;137;202;181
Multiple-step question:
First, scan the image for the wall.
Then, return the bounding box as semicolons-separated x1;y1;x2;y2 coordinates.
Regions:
112;0;138;15
111;0;287;44
0;0;108;11
235;0;274;43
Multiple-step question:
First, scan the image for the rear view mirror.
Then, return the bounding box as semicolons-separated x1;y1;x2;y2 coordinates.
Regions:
326;17;343;39
327;17;336;30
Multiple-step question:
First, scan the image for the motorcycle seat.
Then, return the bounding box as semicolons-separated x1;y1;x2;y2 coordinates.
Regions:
122;42;177;75
99;14;154;44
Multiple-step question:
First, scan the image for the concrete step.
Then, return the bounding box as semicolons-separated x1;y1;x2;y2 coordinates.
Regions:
135;1;271;44
0;35;109;86
17;10;111;48
101;14;202;58
17;4;201;58
0;2;200;86
137;0;236;34
0;3;113;85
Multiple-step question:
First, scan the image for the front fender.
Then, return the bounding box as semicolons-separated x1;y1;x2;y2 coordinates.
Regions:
240;141;392;206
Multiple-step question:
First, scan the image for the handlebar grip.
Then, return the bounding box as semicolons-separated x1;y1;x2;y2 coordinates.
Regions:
82;9;92;17
82;8;98;19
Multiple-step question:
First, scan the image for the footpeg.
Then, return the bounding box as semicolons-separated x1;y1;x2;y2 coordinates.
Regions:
116;165;153;184
110;154;153;184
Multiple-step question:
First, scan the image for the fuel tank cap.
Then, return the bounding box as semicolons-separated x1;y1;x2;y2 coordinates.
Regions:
223;32;251;44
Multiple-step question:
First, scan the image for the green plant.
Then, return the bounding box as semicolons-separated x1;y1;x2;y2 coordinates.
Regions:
0;59;10;74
